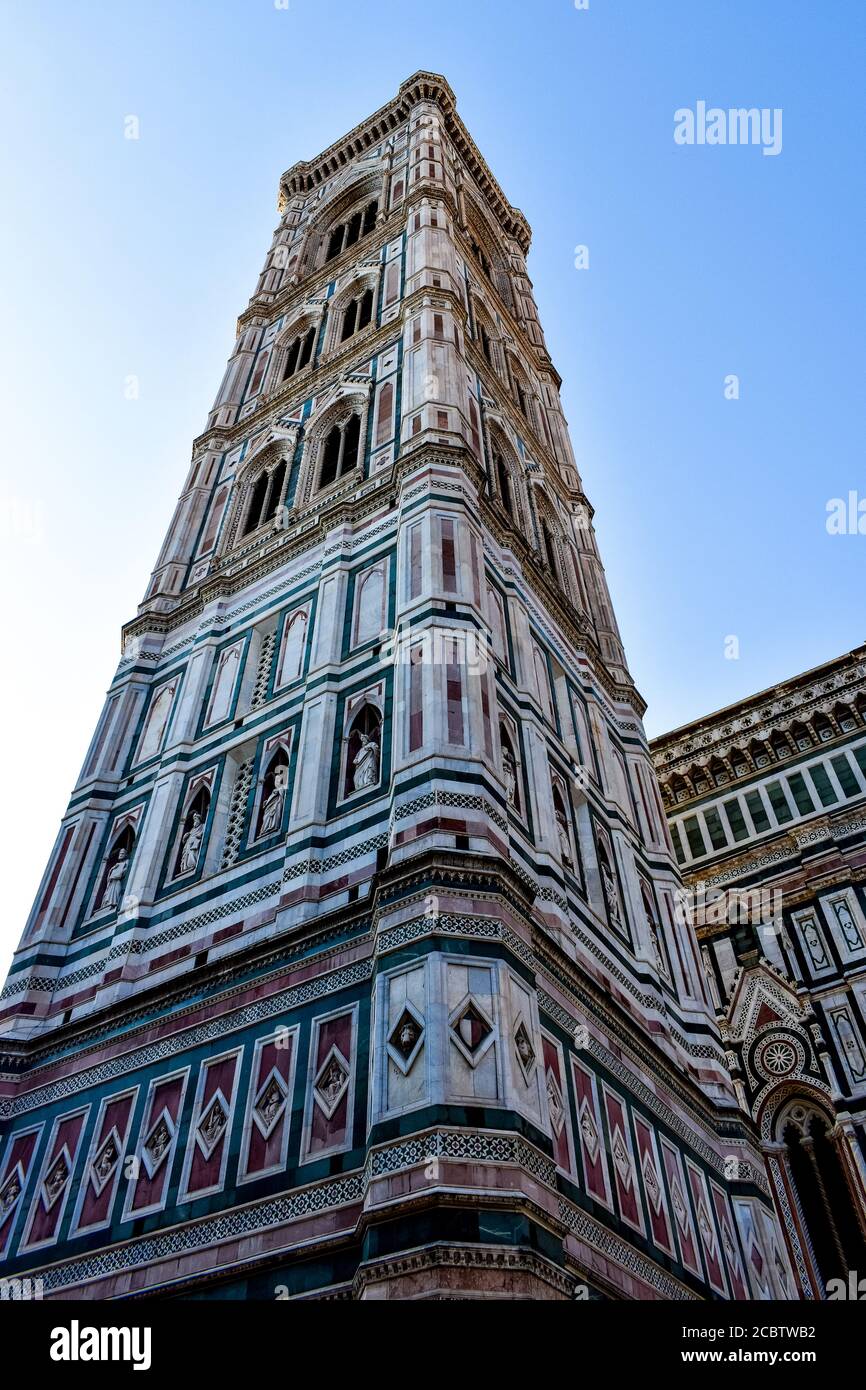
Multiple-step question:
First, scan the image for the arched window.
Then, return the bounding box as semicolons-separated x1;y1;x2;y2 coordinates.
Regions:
96;825;136;914
500;723;520;812
779;1101;866;1286
344;704;382;796
319;413;361;489
495;453;513;517
256;750;289;839
282;325;315;381
173;786;210;878
243;473;269;536
470;238;491;280
243;460;288;536
324;200;379;263
479;323;492;364
340;287;374;342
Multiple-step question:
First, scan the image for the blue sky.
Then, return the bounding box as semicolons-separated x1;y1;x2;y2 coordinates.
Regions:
0;0;863;964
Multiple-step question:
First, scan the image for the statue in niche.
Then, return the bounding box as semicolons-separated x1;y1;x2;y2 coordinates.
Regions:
178;811;204;875
833;899;862;951
803;919;828;968
600;855;624;934
259;763;288;836
352;727;380;790
502;746;517;807
555;804;571;863
99;847;130;912
649;922;666;975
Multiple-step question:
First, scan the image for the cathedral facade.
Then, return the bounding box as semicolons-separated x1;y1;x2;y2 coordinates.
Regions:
0;74;791;1300
652;646;866;1298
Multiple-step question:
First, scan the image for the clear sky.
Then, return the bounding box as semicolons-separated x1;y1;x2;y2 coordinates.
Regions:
0;0;863;971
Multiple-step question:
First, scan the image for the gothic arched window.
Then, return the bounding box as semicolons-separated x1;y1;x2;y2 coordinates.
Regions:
318;413;361;489
282;325;316;381
242;460;289;536
779;1102;866;1287
340;287;374;342
344;704;382;797
324;199;379;263
470;238;491;280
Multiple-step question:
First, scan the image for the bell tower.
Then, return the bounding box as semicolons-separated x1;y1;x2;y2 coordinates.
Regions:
0;74;793;1300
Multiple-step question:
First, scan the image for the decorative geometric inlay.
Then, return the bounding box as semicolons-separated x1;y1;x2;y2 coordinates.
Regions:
546;1070;565;1138
749;1240;765;1279
253;1071;288;1139
141;1108;176;1180
513;1020;536;1083
642;1149;663;1213
578;1097;600;1164
611;1127;633;1190
196;1091;229;1159
313;1046;350;1120
386;1005;425;1076
219;758;255;870
671;1177;690;1233
722;1224;737;1266
90;1127;122;1196
42;1148;72;1211
697;1200;716;1255
449;996;495;1068
0;1163;24;1217
758;1039;798;1077
250;632;276;710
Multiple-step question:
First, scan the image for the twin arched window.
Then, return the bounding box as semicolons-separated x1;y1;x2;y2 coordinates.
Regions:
319;413;361;489
325;200;378;263
242;460;287;536
282;325;315;381
470;238;492;280
340;288;374;342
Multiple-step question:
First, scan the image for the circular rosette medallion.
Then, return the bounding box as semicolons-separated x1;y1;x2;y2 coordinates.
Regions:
754;1034;802;1081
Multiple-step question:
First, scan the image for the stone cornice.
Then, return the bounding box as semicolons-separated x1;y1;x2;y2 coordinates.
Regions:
278;72;532;256
652;645;866;775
